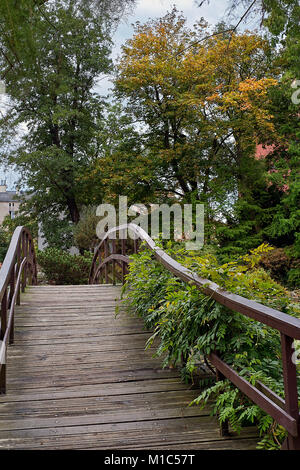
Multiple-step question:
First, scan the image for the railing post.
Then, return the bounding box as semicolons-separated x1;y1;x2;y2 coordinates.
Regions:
28;238;33;286
21;231;27;292
104;239;109;284
112;239;116;286
30;239;37;285
16;239;21;305
0;289;7;394
9;268;16;345
121;238;126;285
281;334;300;450
96;251;101;284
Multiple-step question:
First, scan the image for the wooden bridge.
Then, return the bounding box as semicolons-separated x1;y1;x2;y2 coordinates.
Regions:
0;225;299;450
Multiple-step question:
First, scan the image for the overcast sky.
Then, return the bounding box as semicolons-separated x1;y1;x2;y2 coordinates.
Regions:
116;0;228;47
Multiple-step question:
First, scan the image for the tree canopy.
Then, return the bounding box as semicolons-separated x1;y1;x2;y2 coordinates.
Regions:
111;10;278;239
0;0;135;247
0;1;298;284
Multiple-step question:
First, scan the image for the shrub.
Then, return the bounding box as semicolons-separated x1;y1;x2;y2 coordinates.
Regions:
2;214;38;240
122;241;300;449
260;247;300;288
288;267;300;287
0;228;9;263
73;206;101;252
260;248;291;283
37;248;93;285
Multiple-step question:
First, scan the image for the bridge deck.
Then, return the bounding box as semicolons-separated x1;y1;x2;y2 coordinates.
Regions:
0;285;257;450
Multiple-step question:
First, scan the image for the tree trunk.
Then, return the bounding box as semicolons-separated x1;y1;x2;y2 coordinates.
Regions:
67;198;80;224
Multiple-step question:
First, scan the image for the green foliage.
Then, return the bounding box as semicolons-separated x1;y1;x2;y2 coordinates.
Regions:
0;0;135;245
88;103;158;206
2;213;38;240
37;248;93;285
122;241;300;449
115;8;277;210
287;268;300;288
260;247;300;288
194;0;300;275
0;214;38;263
0;228;9;263
0;0;136;78
39;214;75;251
73;206;100;252
216;80;300;279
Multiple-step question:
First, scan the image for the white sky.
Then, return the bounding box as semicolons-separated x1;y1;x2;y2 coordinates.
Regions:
117;0;228;45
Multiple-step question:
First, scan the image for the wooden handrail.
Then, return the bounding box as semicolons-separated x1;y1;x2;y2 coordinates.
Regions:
90;223;300;450
0;226;37;394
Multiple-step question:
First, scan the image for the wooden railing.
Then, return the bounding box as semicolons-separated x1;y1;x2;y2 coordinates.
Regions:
0;226;37;394
90;223;300;450
89;226;139;285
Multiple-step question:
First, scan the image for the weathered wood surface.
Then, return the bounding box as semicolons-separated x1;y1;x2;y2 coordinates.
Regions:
0;285;258;449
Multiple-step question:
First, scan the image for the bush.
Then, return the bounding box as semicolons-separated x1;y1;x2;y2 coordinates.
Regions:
39;217;74;251
37;248;93;285
260;248;290;283
73;206;100;252
288;266;300;287
122;241;300;449
260;247;300;288
2;214;38;239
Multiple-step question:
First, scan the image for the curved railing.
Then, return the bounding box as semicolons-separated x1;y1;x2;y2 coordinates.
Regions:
90;223;300;450
89;225;139;285
0;226;37;394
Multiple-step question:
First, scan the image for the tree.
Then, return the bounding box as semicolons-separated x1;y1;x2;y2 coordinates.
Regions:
115;9;278;239
196;0;300;276
0;0;136;79
86;103;162;206
196;0;299;39
0;0;135;247
2;212;39;240
0;228;9;263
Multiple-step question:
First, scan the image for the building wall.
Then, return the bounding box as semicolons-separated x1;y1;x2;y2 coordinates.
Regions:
0;201;20;225
0;183;21;225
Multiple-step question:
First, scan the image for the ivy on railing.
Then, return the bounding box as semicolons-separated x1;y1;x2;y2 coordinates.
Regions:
90;224;300;450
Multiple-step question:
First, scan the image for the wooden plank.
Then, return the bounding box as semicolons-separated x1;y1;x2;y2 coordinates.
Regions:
0;417;258;450
6;366;180;390
7;356;171;376
140;438;258;451
14;317;144;328
6;332;151;349
0;378;188;402
0;390;204;420
0;403;206;432
0;284;258;450
13;326;147;341
7;350;164;370
0;416;217;445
